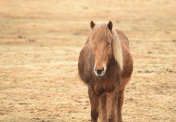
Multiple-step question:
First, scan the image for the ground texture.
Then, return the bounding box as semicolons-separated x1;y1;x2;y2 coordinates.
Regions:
0;0;176;121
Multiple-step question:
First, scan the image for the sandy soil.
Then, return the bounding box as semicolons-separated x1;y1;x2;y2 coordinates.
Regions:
0;0;176;121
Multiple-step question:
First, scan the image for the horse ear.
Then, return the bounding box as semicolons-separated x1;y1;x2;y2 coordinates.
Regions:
90;20;95;29
107;21;113;31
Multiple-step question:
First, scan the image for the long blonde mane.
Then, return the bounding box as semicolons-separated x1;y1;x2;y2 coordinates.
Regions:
112;27;123;70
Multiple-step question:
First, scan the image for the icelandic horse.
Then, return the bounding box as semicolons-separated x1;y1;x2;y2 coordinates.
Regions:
78;21;133;122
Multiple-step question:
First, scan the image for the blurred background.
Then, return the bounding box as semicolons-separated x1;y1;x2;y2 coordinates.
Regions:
0;0;176;121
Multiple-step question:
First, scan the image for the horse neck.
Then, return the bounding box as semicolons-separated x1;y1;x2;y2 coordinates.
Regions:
107;56;120;74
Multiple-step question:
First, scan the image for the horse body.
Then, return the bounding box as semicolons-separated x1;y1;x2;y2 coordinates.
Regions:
78;21;133;122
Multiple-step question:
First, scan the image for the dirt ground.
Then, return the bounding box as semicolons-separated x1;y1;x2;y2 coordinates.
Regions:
0;0;176;122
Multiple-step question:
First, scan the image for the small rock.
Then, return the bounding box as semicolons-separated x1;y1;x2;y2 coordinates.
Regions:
33;118;40;120
172;40;176;42
145;70;154;73
29;39;36;42
18;35;23;39
148;51;152;54
166;68;174;73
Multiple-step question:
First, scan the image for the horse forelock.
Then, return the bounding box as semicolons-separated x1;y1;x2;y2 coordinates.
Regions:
89;23;112;43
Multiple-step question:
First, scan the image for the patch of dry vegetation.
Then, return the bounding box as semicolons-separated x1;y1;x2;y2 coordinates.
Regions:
0;0;176;121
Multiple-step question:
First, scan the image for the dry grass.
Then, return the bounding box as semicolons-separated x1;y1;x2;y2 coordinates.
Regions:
0;0;176;121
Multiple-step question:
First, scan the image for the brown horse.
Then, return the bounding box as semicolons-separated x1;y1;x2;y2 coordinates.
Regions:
78;21;133;122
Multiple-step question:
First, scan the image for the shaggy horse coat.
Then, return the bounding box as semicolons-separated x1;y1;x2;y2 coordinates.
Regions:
78;21;133;122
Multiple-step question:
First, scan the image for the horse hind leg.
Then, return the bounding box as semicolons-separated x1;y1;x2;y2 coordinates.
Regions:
117;89;124;122
117;78;130;122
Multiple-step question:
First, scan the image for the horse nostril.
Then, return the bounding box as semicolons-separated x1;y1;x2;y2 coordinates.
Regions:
96;67;104;75
97;69;102;75
102;67;104;72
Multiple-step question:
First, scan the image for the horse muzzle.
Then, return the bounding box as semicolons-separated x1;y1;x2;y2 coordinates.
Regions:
94;65;106;77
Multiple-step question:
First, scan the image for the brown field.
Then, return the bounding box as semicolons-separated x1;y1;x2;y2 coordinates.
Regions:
0;0;176;121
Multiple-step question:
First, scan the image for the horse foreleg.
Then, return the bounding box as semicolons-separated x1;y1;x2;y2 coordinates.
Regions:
117;89;124;122
107;91;118;122
99;94;107;122
88;87;99;122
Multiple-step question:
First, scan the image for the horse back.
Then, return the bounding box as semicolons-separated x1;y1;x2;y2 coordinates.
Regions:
116;29;129;47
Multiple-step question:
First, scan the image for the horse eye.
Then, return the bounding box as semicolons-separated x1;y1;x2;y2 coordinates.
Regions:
107;42;111;46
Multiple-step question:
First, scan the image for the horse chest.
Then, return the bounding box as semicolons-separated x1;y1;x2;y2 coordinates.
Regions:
93;79;117;95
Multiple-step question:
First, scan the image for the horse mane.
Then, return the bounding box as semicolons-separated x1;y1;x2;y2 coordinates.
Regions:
90;22;123;70
112;27;123;70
